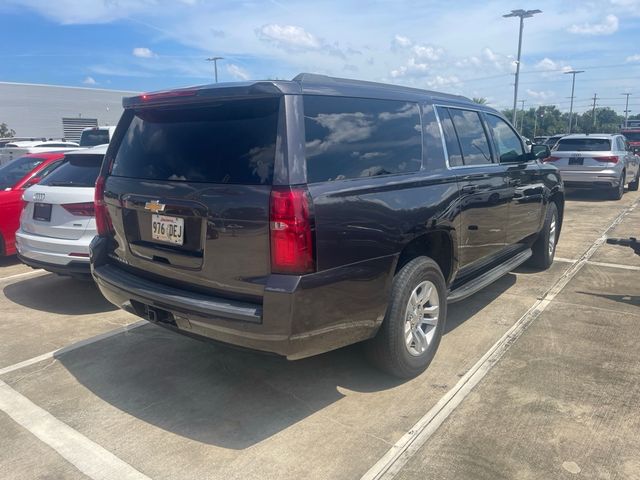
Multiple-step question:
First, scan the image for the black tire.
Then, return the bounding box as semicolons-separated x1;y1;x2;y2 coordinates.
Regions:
527;202;558;270
628;172;639;191
608;173;625;200
366;257;447;378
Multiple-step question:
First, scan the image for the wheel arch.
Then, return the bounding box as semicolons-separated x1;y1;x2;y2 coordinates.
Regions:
394;229;456;286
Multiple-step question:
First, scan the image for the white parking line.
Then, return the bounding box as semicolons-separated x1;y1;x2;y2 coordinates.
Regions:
586;260;640;271
361;200;638;480
0;269;46;283
0;380;151;480
0;320;147;376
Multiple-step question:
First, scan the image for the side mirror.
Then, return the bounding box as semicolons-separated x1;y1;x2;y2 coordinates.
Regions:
531;144;551;160
23;177;41;188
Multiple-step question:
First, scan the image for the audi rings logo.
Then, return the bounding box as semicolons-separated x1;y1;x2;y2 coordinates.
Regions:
34;193;46;201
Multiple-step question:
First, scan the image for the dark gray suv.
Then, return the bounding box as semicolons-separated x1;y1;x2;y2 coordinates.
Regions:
91;74;563;378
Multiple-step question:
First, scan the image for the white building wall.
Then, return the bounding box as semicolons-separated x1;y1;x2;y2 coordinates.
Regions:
0;82;139;138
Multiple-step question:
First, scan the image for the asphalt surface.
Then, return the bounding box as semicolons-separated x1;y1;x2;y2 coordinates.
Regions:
1;188;638;480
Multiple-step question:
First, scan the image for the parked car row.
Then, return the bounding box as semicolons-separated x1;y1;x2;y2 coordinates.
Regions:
1;74;638;378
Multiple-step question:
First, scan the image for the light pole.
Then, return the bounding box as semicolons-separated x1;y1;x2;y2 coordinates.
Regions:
565;70;584;134
622;93;632;128
206;56;224;83
503;9;542;126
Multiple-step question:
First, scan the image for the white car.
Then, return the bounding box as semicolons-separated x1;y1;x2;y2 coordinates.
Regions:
16;145;106;278
79;126;116;147
0;140;80;165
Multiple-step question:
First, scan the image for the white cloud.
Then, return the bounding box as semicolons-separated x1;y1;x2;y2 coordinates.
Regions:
626;54;640;62
412;44;444;62
132;47;155;58
534;58;573;73
82;76;97;85
227;63;250;81
391;34;412;50
257;24;320;50
425;75;461;89
526;89;554;101
568;14;619;35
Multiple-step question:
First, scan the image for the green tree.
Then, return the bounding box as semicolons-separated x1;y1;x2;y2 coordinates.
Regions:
472;97;487;105
0;122;15;138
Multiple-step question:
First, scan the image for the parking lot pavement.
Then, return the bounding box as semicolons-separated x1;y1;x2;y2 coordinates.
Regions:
0;255;35;279
0;272;138;369
0;189;638;480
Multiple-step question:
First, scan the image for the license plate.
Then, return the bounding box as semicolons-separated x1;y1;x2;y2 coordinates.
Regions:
33;203;52;222
151;214;184;245
569;157;583;166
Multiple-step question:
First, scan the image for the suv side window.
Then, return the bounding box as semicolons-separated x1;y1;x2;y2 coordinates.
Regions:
303;96;422;182
447;108;493;166
485;114;525;163
617;137;626;151
437;107;464;167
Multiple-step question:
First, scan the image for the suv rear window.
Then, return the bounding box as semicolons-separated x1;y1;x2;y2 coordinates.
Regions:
40;154;103;187
80;129;110;147
111;97;280;185
623;132;640;142
555;138;611;151
303;96;422;182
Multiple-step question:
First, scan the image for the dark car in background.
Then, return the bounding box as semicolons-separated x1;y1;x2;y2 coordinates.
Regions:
90;74;563;378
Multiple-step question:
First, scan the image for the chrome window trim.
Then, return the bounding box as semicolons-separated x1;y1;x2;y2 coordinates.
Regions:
434;104;503;170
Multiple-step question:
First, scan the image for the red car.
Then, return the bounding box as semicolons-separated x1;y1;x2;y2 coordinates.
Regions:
0;153;66;255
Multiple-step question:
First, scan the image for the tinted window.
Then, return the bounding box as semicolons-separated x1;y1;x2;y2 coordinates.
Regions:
0;156;46;189
36;143;72;148
41;154;103;187
617;137;626;151
554;138;611;152
304;96;422;182
448;108;492;165
421;104;446;169
80;129;110;147
485;115;524;162
111;97;280;184
437;108;463;167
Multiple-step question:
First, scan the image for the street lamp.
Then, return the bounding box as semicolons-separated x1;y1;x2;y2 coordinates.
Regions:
564;70;584;134
206;56;224;83
503;9;542;126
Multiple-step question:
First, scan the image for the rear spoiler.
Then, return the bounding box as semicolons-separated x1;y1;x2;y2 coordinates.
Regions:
123;81;300;108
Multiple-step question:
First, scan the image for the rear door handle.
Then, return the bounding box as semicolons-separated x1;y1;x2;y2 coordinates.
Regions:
461;185;477;193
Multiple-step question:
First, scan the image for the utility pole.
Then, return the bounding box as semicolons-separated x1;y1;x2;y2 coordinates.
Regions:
533;109;544;139
622;93;632;128
503;9;542;126
519;100;526;131
206;56;224;83
591;93;598;130
565;70;584;134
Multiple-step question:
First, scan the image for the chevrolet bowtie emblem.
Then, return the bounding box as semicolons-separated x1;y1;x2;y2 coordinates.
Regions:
144;200;165;213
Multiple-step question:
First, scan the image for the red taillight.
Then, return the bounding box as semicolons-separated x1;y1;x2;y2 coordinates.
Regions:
269;186;315;275
543;156;561;162
62;202;95;217
594;156;619;163
94;175;113;235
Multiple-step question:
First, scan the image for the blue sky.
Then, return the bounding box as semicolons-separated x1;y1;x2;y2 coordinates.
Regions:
2;0;640;114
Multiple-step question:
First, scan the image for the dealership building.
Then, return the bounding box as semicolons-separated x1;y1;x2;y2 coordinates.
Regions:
0;81;139;141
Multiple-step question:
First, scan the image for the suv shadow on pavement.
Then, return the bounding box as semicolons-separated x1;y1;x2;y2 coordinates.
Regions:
54;276;513;449
3;274;117;315
564;188;627;202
